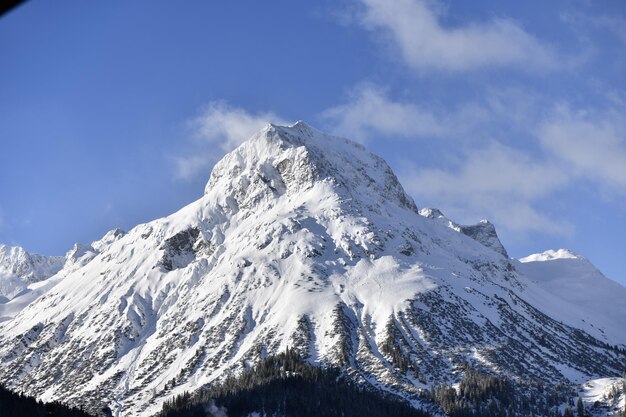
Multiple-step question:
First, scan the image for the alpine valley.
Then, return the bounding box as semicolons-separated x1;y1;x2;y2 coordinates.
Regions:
1;122;625;417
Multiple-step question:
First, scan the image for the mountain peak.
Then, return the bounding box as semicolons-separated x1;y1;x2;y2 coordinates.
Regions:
418;208;508;258
269;119;315;134
458;220;509;258
519;248;582;263
203;121;418;213
418;207;446;219
0;244;64;299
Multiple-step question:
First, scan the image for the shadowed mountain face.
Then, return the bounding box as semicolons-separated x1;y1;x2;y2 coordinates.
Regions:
0;122;624;416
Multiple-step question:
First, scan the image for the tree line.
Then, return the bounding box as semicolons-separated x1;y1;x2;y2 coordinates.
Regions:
0;384;95;417
158;347;430;417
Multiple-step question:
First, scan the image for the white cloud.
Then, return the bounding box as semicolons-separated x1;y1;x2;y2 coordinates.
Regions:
320;84;539;143
596;15;626;45
321;84;448;141
320;84;626;237
401;142;572;236
189;102;286;151
172;89;625;242
320;85;572;235
538;107;626;189
175;101;287;180
353;0;557;72
561;12;626;46
174;154;215;181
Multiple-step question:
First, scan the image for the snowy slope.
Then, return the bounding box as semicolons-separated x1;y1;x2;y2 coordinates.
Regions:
0;122;624;416
516;250;626;345
0;228;126;322
580;377;626;415
0;244;64;300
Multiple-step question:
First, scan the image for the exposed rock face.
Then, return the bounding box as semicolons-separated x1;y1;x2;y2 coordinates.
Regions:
419;208;508;257
0;122;624;416
159;227;212;271
458;220;509;258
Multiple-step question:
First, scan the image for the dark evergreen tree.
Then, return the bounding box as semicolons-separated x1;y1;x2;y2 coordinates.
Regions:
0;384;95;417
158;348;429;417
429;364;578;417
576;397;585;417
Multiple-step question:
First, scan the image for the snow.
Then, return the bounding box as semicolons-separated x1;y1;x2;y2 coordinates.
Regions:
515;251;626;345
0;244;64;300
519;248;580;262
0;228;126;321
580;377;625;415
0;121;624;416
0;274;66;322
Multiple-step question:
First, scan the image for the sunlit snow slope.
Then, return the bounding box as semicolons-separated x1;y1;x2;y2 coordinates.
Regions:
0;122;624;416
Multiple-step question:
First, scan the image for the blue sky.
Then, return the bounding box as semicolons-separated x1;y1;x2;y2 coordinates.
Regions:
1;1;625;285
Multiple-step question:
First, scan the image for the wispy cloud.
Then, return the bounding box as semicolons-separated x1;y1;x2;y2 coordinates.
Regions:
351;0;557;72
173;85;625;241
538;105;626;189
561;11;626;46
175;101;287;180
400;142;572;236
395;90;626;236
321;84;449;141
189;101;286;152
321;84;541;143
321;82;626;236
319;85;569;236
596;15;626;45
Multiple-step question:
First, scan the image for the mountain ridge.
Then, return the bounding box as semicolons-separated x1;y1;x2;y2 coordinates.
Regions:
0;243;65;301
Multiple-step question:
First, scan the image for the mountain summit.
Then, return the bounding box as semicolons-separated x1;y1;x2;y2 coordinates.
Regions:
204;121;418;212
0;123;624;416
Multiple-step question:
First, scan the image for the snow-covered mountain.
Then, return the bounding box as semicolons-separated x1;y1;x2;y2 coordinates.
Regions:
516;250;626;350
0;244;64;301
0;228;126;323
0;122;624;416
